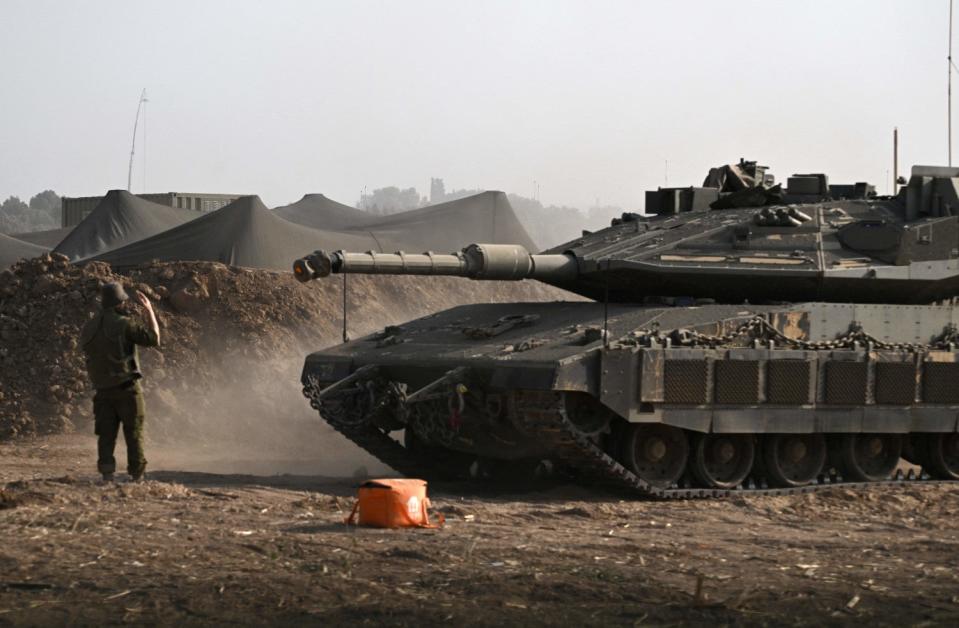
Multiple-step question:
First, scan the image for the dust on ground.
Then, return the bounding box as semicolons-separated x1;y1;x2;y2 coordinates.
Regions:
1;434;958;627
0;254;575;440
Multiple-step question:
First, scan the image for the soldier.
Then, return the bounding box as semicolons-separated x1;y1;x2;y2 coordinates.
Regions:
79;282;160;483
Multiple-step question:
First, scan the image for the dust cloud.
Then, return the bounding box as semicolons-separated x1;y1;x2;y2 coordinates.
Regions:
138;347;391;480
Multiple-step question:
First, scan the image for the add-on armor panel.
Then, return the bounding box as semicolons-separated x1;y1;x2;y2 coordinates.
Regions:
766;360;811;405
664;360;708;404
923;362;959;404
825;361;868;405
714;360;760;404
874;362;916;405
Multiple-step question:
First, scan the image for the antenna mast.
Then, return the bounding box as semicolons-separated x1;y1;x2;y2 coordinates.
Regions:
127;89;148;191
142;93;147;192
894;127;899;193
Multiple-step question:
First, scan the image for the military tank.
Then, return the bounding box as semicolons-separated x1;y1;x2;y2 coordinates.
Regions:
292;161;959;497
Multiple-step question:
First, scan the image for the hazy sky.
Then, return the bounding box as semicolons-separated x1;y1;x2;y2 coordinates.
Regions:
0;0;953;209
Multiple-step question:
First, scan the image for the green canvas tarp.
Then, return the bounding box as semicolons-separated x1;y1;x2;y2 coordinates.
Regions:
273;194;376;230
95;195;392;270
55;190;201;261
352;191;538;254
0;233;47;269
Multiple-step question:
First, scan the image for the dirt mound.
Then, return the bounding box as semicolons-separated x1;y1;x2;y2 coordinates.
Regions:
54;190;201;261
94;195;393;270
0;233;47;270
0;254;573;441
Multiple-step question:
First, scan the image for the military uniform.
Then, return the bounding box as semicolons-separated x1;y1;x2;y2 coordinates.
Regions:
80;297;159;479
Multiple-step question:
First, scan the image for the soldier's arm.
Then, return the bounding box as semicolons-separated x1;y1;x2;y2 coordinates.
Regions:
128;291;161;347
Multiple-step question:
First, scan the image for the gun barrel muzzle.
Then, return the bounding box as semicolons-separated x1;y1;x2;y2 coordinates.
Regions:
293;250;335;282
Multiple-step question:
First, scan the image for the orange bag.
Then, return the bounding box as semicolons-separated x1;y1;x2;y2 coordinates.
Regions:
345;479;444;528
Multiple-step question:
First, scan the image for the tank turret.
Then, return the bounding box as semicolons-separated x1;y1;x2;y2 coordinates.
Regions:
295;163;959;305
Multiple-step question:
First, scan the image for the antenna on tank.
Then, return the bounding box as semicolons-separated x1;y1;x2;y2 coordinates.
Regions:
126;89;148;191
950;0;955;166
893;127;899;193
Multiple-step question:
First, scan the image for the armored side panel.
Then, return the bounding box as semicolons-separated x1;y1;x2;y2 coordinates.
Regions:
787;174;828;196
829;182;875;200
597;302;959;436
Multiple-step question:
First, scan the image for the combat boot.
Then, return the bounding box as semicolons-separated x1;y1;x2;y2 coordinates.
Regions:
100;473;114;484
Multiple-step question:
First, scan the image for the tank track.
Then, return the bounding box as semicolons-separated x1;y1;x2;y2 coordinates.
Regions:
302;381;468;481
326;421;444;479
305;383;953;498
513;390;952;499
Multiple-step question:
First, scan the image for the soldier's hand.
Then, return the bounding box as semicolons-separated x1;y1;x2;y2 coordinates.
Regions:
135;290;152;309
135;289;161;343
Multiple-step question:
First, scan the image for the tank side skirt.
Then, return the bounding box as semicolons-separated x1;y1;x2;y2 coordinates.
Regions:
625;407;959;434
512;391;954;500
599;310;959;434
300;373;957;497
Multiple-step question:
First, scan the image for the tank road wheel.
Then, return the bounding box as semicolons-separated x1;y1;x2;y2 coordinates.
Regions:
921;433;959;480
837;434;902;482
563;392;614;436
762;434;827;488
902;435;928;468
621;424;689;489
690;434;755;489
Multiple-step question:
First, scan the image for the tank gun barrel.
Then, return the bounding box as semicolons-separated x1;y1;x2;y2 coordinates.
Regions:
293;243;578;283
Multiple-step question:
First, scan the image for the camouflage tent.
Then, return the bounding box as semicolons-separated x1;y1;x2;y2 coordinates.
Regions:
273;194;375;230
353;191;538;253
95;195;392;270
0;233;47;269
55;190;200;261
11;227;74;249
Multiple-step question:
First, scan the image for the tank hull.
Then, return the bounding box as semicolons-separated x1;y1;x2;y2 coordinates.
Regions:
301;301;959;495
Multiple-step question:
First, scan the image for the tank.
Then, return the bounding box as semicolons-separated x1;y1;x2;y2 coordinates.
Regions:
292;162;959;497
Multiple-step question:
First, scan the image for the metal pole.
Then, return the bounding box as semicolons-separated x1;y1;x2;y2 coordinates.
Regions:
342;272;349;343
126;89;147;191
893;127;898;193
950;0;954;166
142;94;147;192
602;259;610;348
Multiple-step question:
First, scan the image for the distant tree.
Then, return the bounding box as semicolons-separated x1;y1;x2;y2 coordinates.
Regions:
0;196;30;233
0;191;61;233
29;190;60;227
506;193;626;249
443;187;485;202
357;186;425;214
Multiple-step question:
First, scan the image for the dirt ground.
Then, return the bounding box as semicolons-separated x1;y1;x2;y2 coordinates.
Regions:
1;434;958;627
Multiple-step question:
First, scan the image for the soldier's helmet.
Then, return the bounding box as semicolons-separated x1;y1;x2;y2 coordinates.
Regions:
100;282;129;308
